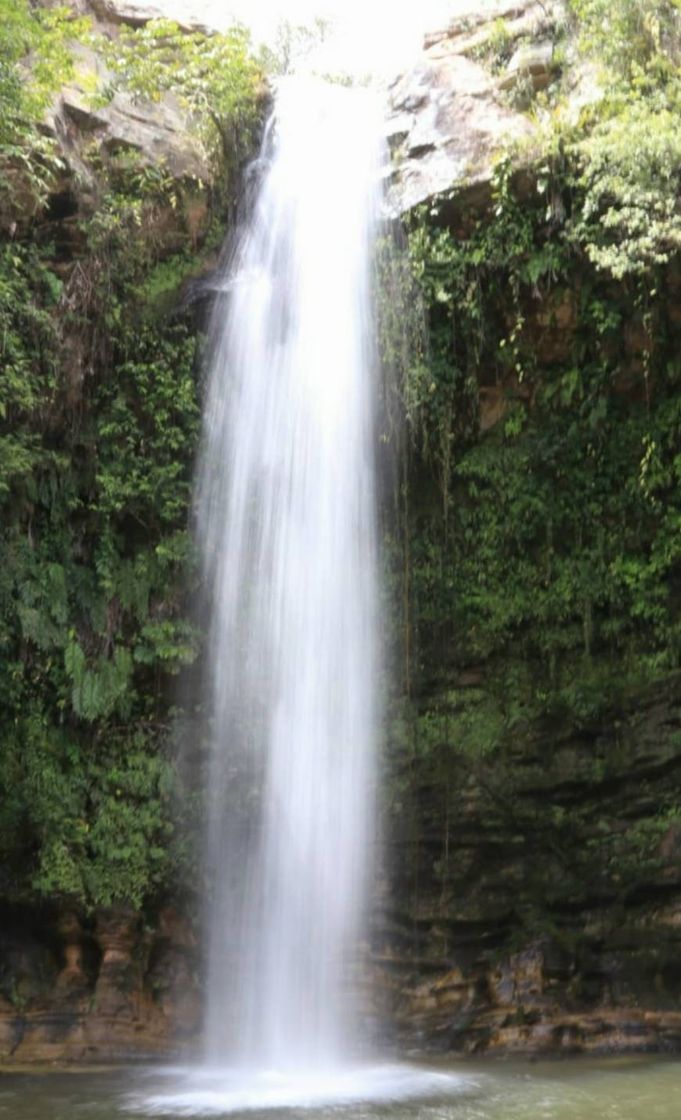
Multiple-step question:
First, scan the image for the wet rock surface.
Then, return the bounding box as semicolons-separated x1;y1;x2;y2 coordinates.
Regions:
0;903;198;1062
374;676;681;1055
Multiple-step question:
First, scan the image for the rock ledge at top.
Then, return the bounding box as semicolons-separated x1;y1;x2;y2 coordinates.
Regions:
386;0;567;214
86;0;209;32
12;1;216;240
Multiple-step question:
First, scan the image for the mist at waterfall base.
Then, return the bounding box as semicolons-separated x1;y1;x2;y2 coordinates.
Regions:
125;78;466;1114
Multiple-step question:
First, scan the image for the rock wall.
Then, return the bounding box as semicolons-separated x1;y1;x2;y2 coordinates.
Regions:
386;0;571;214
0;0;249;1062
0;904;198;1061
377;0;681;1056
3;0;681;1065
375;679;681;1054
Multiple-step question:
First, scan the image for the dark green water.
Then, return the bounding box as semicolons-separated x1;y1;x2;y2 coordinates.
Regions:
0;1058;679;1120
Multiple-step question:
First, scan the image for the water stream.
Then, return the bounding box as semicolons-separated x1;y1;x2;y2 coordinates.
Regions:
196;77;383;1072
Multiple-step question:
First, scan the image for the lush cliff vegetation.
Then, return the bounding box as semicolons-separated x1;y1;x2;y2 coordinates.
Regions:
393;0;681;831
3;0;681;1058
0;1;262;917
379;0;681;1051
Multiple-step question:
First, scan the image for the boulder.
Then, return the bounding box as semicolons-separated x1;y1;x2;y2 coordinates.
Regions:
498;39;556;92
86;0;214;33
47;42;210;189
386;0;566;214
89;1;170;25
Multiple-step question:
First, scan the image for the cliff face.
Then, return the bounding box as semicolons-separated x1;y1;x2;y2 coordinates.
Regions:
0;0;261;1061
3;0;681;1065
377;0;681;1055
376;683;681;1055
386;0;558;213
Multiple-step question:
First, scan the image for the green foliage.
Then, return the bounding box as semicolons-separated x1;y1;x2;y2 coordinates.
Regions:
0;322;202;907
569;91;681;277
0;715;174;908
568;0;681;83
403;159;563;490
399;0;681;738
398;129;681;774
100;18;262;169
555;1;681;277
94;326;200;525
412;690;506;761
0;1;89;212
0;5;254;911
0;242;61;498
586;803;681;886
471;18;516;74
0;306;202;907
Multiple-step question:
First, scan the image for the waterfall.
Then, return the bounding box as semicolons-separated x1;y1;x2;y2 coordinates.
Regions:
196;77;384;1071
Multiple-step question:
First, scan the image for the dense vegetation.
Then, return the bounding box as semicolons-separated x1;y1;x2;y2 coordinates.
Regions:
388;0;681;910
2;0;681;948
0;0;262;913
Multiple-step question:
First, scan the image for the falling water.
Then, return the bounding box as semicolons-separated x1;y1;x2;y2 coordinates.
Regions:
196;77;384;1072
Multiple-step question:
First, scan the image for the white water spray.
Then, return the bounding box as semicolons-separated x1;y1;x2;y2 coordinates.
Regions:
129;67;471;1120
196;77;383;1071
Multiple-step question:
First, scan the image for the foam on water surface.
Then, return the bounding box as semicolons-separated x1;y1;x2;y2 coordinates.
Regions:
125;1064;475;1116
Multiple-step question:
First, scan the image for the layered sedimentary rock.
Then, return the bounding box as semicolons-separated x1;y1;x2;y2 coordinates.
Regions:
376;678;681;1054
0;903;200;1061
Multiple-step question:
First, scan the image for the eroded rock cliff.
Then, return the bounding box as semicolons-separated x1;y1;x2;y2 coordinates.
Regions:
3;0;681;1065
0;0;261;1062
378;0;681;1056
